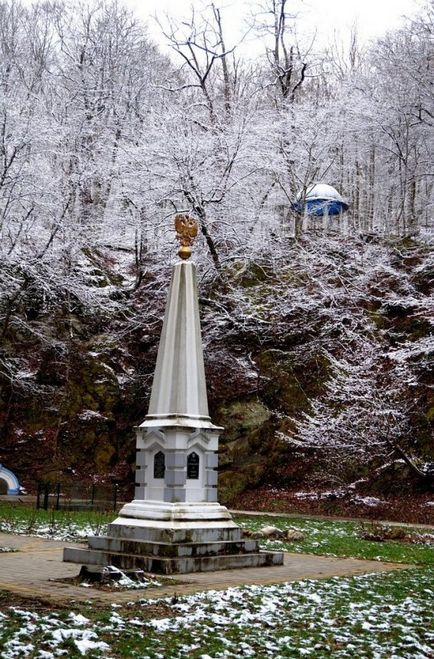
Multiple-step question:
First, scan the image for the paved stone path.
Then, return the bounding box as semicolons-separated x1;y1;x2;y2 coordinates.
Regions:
0;532;412;606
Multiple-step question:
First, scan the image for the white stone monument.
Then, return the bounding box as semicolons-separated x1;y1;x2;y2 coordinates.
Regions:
64;216;283;574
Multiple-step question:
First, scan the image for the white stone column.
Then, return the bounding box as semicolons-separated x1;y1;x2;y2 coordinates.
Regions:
63;238;284;572
121;258;222;516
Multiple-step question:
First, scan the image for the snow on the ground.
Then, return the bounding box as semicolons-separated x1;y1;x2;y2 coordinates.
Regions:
77;410;109;422
138;571;434;658
294;490;387;506
350;496;385;507
0;519;108;542
0;609;109;658
0;571;433;658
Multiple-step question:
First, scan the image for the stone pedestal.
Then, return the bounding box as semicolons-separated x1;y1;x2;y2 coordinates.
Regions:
134;426;219;504
63;256;283;574
64;501;282;574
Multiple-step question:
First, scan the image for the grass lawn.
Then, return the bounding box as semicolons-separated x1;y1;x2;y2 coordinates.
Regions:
0;503;433;658
1;502;432;566
0;501;113;541
0;569;432;658
234;514;434;566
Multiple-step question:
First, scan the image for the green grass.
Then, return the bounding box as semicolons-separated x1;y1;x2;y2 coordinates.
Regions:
233;514;434;566
0;503;432;565
0;504;433;657
0;500;113;539
0;500;113;524
94;568;434;658
1;568;433;658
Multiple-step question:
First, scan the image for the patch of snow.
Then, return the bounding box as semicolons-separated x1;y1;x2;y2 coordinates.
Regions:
306;593;322;604
294;491;387;507
116;374;132;385
14;370;37;380
74;638;110;656
4;568;432;658
77;410;108;422
68;613;90;626
294;489;346;500
350;496;386;507
102;565;162;589
50;629;109;656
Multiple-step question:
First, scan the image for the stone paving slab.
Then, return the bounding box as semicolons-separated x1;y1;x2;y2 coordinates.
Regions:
0;532;412;606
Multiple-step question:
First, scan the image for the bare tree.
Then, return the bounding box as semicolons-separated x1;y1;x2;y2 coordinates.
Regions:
251;0;314;105
158;3;238;124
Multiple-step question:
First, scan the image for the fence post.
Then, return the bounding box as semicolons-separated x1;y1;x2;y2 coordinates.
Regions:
43;483;49;511
113;484;118;512
55;482;61;510
36;482;41;510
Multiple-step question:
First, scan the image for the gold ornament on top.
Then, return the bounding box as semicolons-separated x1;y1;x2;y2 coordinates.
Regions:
175;214;198;260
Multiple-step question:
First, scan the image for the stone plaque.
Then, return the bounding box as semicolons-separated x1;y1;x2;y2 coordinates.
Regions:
153;451;165;479
187;452;199;479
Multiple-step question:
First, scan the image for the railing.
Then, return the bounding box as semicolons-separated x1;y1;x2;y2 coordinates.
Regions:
35;482;121;512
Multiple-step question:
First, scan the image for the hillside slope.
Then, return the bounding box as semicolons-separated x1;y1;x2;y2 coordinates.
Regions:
0;235;433;503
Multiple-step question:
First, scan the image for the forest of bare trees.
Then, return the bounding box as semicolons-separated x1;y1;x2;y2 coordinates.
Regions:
0;0;432;274
0;0;432;496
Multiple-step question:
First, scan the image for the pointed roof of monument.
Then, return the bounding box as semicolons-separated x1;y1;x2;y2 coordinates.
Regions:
140;215;221;431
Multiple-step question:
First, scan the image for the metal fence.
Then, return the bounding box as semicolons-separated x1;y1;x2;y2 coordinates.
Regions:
36;482;120;512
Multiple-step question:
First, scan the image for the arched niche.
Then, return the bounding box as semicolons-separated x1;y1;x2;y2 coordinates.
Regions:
153;451;166;479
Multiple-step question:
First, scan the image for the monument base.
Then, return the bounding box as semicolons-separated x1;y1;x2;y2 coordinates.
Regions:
63;501;284;574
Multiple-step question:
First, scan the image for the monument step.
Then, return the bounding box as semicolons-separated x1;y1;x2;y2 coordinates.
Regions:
106;522;242;544
88;536;259;558
63;546;284;574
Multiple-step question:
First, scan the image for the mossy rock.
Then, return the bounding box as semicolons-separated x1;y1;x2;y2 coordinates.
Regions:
241;461;266;486
94;442;116;471
218;470;249;504
81;246;124;287
217;445;233;468
85;333;118;353
217;399;271;444
225;436;251;462
246;422;276;451
218;461;266;503
58;423;116;475
60;356;120;419
412;263;434;294
369;460;423;495
257;349;329;413
224;261;273;288
367;309;387;330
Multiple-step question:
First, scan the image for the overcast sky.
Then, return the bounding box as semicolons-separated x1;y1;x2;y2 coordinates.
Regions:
124;0;420;55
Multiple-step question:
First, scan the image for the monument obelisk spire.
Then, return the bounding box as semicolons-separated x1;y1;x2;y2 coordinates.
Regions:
144;215;215;430
128;213;222;505
63;215;283;574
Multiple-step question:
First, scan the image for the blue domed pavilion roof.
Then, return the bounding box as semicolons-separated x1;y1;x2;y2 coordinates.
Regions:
293;183;349;216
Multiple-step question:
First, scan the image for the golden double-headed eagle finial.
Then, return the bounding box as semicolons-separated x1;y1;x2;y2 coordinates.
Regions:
175;214;198;260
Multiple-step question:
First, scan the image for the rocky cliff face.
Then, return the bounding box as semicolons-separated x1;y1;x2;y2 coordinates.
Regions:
1;235;433;500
